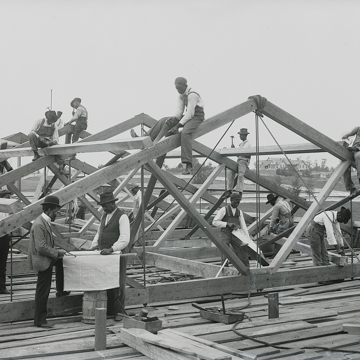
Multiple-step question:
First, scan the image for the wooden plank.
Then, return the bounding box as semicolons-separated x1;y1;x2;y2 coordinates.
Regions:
152;164;225;249
119;328;195;360
145;252;238;278
160;328;257;360
261;100;354;163
343;323;360;335
123;328;232;360
147;160;250;275
269;160;350;273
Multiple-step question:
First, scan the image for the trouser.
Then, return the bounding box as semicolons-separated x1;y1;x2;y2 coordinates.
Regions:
28;132;64;165
107;249;128;316
66;119;87;143
227;159;249;192
219;231;249;268
0;234;11;291
34;259;64;326
148;116;178;141
0;161;12;172
343;143;360;190
307;221;330;266
181;115;204;165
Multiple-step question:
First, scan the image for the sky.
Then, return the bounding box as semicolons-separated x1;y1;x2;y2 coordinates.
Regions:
1;0;359;170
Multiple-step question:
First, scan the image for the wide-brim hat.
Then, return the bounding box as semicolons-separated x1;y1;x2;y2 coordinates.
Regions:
238;128;250;135
266;193;278;204
45;110;58;123
42;195;62;208
98;192;118;206
70;97;81;107
0;189;12;198
340;206;351;224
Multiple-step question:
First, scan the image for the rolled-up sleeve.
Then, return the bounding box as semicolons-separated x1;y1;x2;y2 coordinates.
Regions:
112;214;130;252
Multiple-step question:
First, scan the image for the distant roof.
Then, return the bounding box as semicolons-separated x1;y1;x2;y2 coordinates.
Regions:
2;132;28;144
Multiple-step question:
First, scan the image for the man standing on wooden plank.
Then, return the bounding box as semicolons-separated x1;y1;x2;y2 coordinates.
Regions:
212;192;250;268
130;77;205;175
225;128;251;198
306;207;351;268
27;196;69;328
65;97;88;145
0;189;13;295
90;191;130;321
266;193;294;235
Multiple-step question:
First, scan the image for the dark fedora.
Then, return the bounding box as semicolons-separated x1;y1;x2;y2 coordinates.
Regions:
98;192;118;206
42;195;62;208
238;128;250;135
340;206;351;224
70;98;81;107
230;192;242;200
0;189;12;198
266;193;278;204
45;110;58;123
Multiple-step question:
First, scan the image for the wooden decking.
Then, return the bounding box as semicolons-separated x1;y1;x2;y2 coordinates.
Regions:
2;251;360;359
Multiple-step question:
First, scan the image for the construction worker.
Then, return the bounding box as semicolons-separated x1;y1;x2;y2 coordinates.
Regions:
225;128;251;198
90;192;130;321
66;98;88;144
0;189;13;295
342;127;360;193
130;77;205;175
266;193;294;235
212;192;250;268
28;111;65;173
306;207;351;267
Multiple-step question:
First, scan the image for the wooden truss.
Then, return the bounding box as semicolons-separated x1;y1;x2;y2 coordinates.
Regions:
1;96;360;321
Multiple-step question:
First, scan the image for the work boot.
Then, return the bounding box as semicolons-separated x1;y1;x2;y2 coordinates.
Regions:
0;288;12;295
56;291;71;297
222;189;232;199
182;163;192;175
32;151;41;161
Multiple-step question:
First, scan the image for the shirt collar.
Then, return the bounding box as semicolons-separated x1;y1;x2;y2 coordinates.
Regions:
41;212;52;224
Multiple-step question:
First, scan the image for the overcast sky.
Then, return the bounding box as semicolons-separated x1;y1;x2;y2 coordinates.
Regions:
1;0;359;169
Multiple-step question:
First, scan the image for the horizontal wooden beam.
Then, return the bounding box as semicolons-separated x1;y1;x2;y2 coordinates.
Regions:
145;252;238;278
219;141;345;157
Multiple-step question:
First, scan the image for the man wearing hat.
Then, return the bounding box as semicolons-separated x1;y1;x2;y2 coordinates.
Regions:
27;195;68;328
266;193;294;235
65;97;88;144
212;192;250;268
0;189;13;295
306;207;351;268
130;77;204;175
226;128;251;197
28;110;64;162
90;191;130;320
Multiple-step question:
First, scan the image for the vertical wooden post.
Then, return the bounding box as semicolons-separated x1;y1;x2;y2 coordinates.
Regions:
94;308;107;351
268;292;279;319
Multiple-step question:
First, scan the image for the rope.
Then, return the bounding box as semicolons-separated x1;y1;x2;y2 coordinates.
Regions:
260;117;359;262
132;118;238;246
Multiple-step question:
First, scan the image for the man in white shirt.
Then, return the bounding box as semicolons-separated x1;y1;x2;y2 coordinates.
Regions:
131;77;204;175
90;192;130;320
212;192;250;268
226;128;251;197
66;98;88;144
28;110;62;161
306;207;351;267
